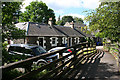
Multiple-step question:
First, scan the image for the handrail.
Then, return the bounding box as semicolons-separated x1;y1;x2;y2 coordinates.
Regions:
1;42;88;71
2;42;97;80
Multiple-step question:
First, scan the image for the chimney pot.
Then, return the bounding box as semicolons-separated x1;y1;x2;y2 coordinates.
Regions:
48;18;53;26
70;21;74;28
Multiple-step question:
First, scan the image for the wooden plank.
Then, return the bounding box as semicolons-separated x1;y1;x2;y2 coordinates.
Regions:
2;44;84;71
14;48;82;80
2;42;97;80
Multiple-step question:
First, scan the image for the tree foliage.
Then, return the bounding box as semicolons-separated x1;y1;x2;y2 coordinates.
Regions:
57;16;84;26
58;16;74;25
62;16;74;23
2;2;25;65
74;17;84;23
85;2;120;42
2;2;22;26
2;2;25;41
19;1;56;25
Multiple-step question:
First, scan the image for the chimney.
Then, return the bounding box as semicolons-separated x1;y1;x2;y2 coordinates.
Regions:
48;18;53;26
70;21;74;28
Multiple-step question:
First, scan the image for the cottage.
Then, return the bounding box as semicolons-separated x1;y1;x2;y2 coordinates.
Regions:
64;21;96;42
13;19;93;50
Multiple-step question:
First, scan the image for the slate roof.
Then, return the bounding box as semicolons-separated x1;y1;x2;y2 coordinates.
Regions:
74;28;94;37
27;22;62;37
74;22;86;28
64;22;86;28
15;22;93;37
54;25;84;37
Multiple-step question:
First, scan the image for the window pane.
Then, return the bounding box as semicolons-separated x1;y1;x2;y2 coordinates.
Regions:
76;38;78;43
52;38;56;44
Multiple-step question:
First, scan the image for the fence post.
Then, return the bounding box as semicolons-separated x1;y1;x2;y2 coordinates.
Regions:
59;51;63;66
86;41;89;54
73;46;77;68
91;42;93;52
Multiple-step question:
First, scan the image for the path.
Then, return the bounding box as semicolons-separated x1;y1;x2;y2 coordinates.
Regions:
60;46;120;80
87;46;120;80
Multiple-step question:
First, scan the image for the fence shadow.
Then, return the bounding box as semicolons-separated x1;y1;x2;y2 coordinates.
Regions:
59;50;120;80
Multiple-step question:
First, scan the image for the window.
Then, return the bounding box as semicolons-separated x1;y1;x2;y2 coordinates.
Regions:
62;37;67;44
76;38;78;44
75;37;79;44
32;46;47;55
8;46;34;55
50;37;58;46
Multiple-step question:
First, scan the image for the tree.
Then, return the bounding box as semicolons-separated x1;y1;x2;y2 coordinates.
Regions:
62;16;74;25
85;2;120;42
2;2;22;26
19;1;56;25
58;15;61;21
56;20;63;26
57;16;74;26
2;2;25;41
2;2;25;64
74;17;84;23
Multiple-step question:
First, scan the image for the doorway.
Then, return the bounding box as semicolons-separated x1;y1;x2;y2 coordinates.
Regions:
38;38;43;47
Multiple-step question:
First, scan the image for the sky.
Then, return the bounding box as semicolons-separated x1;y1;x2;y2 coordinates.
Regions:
21;0;101;25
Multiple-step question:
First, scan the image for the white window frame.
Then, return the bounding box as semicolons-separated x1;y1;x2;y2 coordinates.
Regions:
62;37;67;44
50;37;58;46
74;37;76;43
74;37;79;44
76;37;79;44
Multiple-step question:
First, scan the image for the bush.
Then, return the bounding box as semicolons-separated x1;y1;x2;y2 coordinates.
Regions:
2;69;23;80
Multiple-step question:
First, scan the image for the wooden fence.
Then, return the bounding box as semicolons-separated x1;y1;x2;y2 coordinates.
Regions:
1;42;97;80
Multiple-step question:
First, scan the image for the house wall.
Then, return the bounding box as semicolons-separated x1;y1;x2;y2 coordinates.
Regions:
26;36;63;50
27;37;38;44
12;37;86;50
15;36;86;51
13;38;25;44
45;37;67;50
57;37;62;46
45;37;51;50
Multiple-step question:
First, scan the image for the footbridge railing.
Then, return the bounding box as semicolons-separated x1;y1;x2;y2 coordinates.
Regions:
1;42;99;80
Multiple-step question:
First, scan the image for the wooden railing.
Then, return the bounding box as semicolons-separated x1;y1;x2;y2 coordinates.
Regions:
1;42;97;80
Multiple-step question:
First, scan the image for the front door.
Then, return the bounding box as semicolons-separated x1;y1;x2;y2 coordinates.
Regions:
39;38;43;47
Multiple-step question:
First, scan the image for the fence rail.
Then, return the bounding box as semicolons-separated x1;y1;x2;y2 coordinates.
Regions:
1;42;97;80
